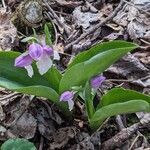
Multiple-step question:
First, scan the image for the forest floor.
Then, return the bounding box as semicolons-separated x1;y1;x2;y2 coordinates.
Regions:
0;0;150;149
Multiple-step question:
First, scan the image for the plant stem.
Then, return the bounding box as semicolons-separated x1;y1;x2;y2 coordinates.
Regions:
84;82;95;120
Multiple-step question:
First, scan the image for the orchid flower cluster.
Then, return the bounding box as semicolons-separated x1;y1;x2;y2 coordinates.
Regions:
14;24;106;112
15;42;105;110
0;39;141;130
15;42;105;111
60;75;106;111
14;35;106;111
15;43;60;77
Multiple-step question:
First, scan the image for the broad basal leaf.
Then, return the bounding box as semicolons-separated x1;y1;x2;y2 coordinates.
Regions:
69;41;138;67
90;88;150;130
59;42;138;93
0;51;61;91
0;52;68;111
97;88;150;109
90;100;150;130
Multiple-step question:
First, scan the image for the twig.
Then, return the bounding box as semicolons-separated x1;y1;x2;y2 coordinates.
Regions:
0;92;20;101
65;0;125;51
140;39;150;45
2;0;6;8
39;136;44;150
97;118;110;131
43;0;71;36
55;0;83;8
54;10;68;16
67;30;81;43
128;133;140;150
85;1;98;13
101;122;140;150
116;115;130;149
58;52;74;57
116;115;125;130
44;12;60;46
106;75;150;83
45;12;59;47
101;114;150;150
17;31;27;38
106;79;134;82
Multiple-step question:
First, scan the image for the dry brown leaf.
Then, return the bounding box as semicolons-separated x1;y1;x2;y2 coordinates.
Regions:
0;8;17;51
108;54;149;80
1;96;37;139
134;51;150;65
101;4;113;17
136;112;150;126
49;127;77;149
9;112;37;139
73;6;102;29
113;0;150;43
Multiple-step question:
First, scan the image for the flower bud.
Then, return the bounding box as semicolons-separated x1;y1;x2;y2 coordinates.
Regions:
90;75;106;90
60;91;74;111
42;45;54;56
60;91;74;102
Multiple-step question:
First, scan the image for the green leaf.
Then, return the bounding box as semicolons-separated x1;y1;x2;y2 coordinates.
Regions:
32;28;38;39
44;23;52;45
21;37;38;43
43;67;62;92
90;100;150;130
0;51;61;91
97;88;150;109
84;82;95;119
69;40;138;68
15;86;59;105
59;41;138;93
1;138;36;150
90;88;150;130
0;52;68;111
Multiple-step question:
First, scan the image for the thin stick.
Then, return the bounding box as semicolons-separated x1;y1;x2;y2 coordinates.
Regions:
39;136;44;150
65;0;124;51
128;133;140;150
58;51;74;57
2;0;6;8
43;0;70;36
101;123;140;150
0;92;20;101
106;79;134;82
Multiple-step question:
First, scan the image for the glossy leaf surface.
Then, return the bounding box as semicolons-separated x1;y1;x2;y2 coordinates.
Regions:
59;41;138;93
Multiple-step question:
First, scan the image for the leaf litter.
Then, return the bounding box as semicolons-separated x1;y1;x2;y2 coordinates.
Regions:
0;8;17;51
0;0;150;149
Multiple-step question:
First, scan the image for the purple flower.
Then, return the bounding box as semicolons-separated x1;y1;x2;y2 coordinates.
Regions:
15;43;60;77
15;52;34;77
60;91;74;111
15;52;32;67
29;43;43;61
90;75;106;90
42;45;54;56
